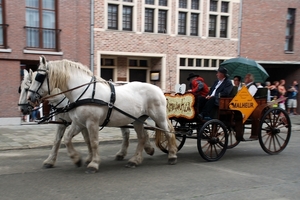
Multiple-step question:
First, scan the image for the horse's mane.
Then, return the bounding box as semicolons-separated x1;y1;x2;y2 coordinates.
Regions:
47;59;107;91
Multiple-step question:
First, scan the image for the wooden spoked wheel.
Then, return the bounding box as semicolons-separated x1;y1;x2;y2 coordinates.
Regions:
227;127;240;149
259;108;291;154
197;119;228;161
156;119;186;154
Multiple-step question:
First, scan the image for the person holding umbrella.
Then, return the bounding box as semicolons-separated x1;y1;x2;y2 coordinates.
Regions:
198;67;233;120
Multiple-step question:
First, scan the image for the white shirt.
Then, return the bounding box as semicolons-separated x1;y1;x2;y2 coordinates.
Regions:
246;82;258;96
211;79;224;97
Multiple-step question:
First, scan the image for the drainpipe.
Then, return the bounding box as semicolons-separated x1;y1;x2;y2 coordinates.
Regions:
90;0;94;72
237;0;243;57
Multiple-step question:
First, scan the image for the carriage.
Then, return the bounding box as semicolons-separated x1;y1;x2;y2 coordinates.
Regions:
24;56;291;173
157;85;291;162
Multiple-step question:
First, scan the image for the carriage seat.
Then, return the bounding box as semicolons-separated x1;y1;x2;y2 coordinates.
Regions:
254;88;268;99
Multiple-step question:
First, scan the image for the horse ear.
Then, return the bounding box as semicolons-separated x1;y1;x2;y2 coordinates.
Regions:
39;55;47;66
28;69;33;78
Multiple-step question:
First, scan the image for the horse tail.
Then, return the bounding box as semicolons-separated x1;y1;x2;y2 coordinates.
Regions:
155;117;176;150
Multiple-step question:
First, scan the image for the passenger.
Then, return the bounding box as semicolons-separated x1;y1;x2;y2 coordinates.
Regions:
244;73;258;96
233;75;242;91
198;67;233;120
187;73;209;114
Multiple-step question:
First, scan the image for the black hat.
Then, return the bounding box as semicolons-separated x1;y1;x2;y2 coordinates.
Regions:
187;73;199;81
217;67;229;76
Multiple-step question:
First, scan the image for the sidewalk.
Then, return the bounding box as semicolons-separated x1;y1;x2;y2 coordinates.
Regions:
0;115;299;151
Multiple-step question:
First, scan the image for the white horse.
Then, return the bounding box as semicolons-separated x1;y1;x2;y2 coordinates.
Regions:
27;56;177;173
19;70;155;169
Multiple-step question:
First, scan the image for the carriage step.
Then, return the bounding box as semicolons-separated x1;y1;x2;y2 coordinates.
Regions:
240;138;258;142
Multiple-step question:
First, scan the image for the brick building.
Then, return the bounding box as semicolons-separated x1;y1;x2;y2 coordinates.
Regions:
94;0;241;91
0;0;91;125
240;0;300;112
240;0;300;84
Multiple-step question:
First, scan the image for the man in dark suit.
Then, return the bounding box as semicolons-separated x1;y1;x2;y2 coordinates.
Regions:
199;67;233;120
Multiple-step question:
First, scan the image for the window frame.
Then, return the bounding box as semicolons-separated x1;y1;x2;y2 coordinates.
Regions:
0;0;8;49
142;0;170;34
285;8;296;52
177;0;202;36
208;0;230;38
107;0;135;32
25;0;60;51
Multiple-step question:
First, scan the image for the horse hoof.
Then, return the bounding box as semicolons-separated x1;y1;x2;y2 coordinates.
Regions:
145;148;155;156
85;167;98;174
43;163;54;168
168;158;177;165
75;159;82;167
115;155;125;161
125;162;137;168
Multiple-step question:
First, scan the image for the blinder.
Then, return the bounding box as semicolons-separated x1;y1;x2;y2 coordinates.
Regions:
35;73;46;83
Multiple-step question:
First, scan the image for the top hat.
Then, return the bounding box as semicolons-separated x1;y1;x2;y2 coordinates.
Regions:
187;73;199;81
217;67;229;76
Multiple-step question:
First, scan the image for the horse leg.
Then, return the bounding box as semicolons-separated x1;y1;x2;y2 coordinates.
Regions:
115;127;130;161
126;116;148;168
143;129;155;156
64;124;83;168
43;123;66;168
85;123;101;174
81;128;93;166
155;118;177;165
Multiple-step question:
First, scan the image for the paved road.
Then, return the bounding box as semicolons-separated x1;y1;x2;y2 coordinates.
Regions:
0;115;299;151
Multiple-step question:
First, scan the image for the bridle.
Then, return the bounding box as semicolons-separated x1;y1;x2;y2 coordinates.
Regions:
18;80;34;111
28;68;51;101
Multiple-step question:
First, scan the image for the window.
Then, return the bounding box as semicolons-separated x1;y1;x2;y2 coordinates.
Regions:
158;10;167;33
179;0;187;8
190;13;199;36
146;0;154;5
123;6;132;30
107;0;134;31
145;9;154;32
177;0;201;36
178;12;186;35
0;0;8;49
108;4;118;29
209;15;216;37
25;0;59;50
285;8;296;52
100;57;116;81
179;57;225;68
143;0;169;33
208;0;230;38
129;59;148;67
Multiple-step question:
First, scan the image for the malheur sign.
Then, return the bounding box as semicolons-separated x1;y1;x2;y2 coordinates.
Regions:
229;86;258;123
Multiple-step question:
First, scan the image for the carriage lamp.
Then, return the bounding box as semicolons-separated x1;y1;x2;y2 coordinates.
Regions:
150;71;160;81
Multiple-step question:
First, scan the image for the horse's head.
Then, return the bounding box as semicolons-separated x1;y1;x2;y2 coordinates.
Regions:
27;56;51;105
18;69;34;115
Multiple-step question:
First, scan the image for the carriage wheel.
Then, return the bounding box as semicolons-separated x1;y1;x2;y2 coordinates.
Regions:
259;108;291;155
227;127;240;149
156;119;186;154
197;119;228;161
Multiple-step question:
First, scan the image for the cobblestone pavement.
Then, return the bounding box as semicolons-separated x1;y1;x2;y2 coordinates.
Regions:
0;115;299;151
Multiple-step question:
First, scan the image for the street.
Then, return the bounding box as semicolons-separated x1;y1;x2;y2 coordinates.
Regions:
0;130;300;200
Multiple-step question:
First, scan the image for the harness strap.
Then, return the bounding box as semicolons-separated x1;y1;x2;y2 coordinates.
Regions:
99;82;116;130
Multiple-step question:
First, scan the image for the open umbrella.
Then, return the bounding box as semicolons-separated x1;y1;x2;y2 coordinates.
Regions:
220;57;269;83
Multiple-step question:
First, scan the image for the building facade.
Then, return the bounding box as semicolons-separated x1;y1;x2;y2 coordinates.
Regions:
94;0;241;91
240;0;300;84
0;0;91;125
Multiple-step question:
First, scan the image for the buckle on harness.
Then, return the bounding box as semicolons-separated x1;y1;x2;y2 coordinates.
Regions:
108;102;114;108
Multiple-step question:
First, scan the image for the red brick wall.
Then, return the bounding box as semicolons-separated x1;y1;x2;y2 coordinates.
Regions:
0;0;91;119
0;61;20;117
240;0;300;61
